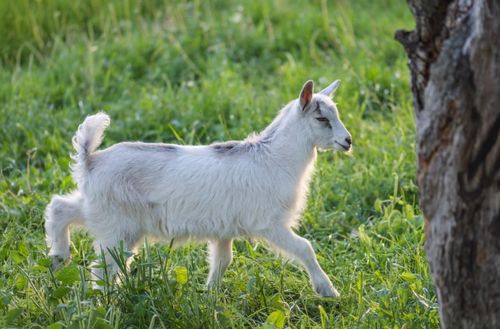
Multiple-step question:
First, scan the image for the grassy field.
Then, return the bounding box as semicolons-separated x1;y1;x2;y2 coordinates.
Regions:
0;0;439;328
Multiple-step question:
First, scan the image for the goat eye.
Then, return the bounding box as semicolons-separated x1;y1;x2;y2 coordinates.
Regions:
315;117;329;122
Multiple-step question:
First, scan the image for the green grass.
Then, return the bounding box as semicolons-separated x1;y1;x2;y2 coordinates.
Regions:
0;0;439;327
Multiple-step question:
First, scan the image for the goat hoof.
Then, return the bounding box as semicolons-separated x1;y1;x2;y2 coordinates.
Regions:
49;255;70;271
92;281;106;291
315;283;340;298
205;280;221;291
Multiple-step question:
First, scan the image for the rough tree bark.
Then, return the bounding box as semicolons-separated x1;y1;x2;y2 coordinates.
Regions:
395;0;500;328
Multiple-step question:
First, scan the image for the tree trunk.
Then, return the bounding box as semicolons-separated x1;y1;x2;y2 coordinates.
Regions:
395;1;500;328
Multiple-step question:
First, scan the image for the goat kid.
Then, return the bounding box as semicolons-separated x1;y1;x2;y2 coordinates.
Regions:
45;79;352;297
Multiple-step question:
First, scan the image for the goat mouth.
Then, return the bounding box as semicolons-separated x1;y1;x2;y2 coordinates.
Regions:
335;141;351;151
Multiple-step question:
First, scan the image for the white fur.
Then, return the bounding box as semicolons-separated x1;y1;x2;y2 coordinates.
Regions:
45;80;351;297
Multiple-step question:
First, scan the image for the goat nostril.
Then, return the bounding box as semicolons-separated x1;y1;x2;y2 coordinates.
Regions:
345;137;352;145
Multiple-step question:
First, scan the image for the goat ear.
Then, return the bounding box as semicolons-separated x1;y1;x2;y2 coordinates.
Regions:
299;80;314;111
319;80;340;97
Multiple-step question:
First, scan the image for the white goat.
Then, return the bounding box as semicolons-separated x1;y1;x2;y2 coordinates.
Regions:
45;79;352;297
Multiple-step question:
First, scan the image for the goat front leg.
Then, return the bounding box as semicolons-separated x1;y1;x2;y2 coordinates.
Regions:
261;227;339;297
206;239;233;288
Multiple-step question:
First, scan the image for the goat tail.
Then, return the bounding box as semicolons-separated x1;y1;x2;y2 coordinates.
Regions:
71;112;110;182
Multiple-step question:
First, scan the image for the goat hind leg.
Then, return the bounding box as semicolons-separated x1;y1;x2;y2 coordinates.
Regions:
206;239;233;287
90;230;140;289
45;192;83;270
